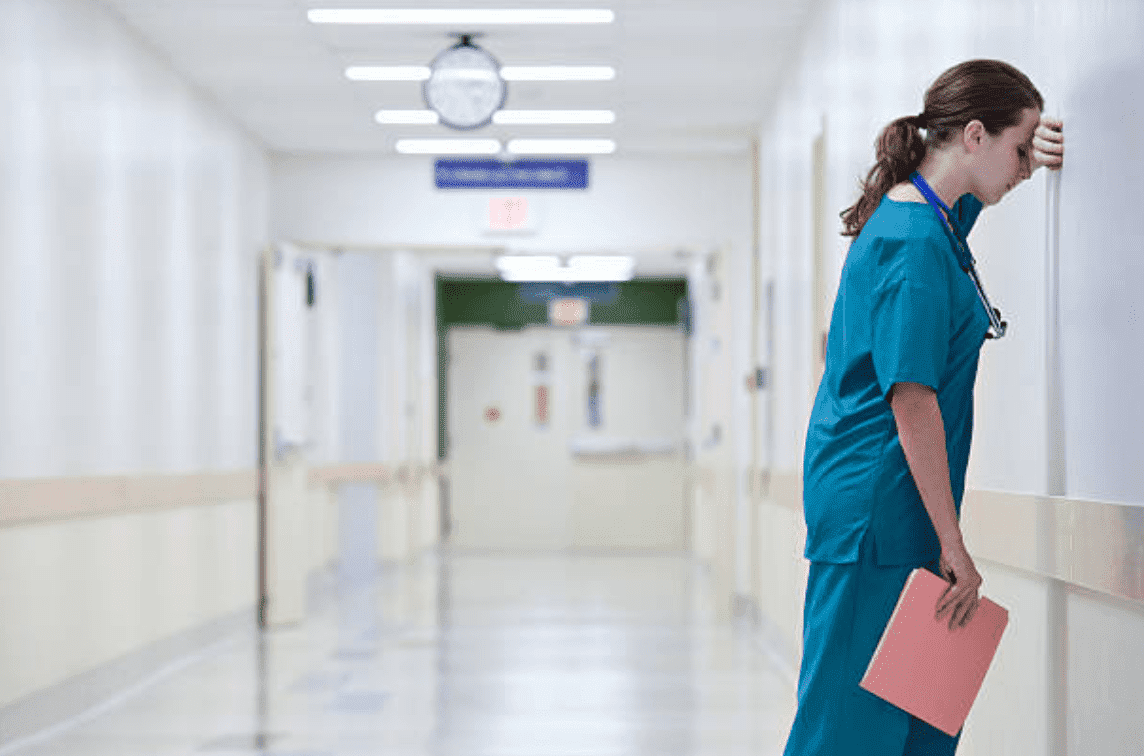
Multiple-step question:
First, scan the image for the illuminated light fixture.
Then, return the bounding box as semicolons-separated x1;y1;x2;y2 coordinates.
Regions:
495;255;635;282
507;139;616;155
348;65;615;82
500;66;616;81
376;110;440;124
493;110;615;125
347;66;431;81
308;9;615;25
395;139;501;155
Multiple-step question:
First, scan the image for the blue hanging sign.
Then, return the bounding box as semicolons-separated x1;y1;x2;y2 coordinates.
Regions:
435;159;589;190
518;282;618;304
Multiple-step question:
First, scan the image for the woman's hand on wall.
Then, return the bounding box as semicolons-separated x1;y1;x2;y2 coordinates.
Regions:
1032;115;1064;171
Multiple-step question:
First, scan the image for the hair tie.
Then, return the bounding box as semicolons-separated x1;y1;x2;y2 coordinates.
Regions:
910;112;928;128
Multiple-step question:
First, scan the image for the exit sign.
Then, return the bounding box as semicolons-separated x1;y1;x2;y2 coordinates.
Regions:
489;197;528;230
549;297;589;326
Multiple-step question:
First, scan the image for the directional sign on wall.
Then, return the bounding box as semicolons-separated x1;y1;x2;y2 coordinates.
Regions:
435;159;589;189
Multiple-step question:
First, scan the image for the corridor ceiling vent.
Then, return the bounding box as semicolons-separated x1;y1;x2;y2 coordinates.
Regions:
307;9;615;25
496;255;635;282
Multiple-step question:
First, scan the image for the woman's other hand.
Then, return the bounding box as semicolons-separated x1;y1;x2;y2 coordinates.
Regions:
1032;115;1064;171
936;544;984;631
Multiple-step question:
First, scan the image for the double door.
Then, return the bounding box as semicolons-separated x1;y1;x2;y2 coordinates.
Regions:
447;324;686;551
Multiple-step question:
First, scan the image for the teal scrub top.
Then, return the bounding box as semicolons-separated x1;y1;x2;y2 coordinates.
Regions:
803;192;989;566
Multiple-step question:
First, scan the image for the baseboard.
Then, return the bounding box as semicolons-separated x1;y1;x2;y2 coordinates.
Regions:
0;607;255;748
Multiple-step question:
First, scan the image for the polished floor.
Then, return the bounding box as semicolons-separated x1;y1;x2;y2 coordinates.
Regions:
10;552;797;756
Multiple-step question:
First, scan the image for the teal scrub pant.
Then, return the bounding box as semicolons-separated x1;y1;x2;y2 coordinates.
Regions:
782;527;961;756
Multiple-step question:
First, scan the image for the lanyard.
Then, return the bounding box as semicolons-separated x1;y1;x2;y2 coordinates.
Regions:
909;171;1008;340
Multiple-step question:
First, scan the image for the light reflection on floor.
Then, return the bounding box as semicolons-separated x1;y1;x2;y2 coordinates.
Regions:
13;551;796;755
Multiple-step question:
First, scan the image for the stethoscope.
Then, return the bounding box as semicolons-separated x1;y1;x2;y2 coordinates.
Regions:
909;171;1008;340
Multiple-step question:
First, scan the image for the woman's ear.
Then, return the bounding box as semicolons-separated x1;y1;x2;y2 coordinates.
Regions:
962;119;986;152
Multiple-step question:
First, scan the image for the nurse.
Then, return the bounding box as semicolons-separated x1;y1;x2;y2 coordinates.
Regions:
782;59;1064;756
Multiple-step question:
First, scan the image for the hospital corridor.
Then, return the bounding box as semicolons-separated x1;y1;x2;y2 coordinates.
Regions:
1;1;1142;755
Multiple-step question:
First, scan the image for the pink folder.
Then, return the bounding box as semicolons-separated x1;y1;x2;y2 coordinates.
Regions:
859;568;1009;737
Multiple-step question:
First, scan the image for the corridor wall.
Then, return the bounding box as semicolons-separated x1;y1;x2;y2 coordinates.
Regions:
752;1;1144;754
0;0;269;738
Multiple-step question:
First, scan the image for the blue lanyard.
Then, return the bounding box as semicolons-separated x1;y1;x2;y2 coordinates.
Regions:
909;171;974;270
908;171;1008;339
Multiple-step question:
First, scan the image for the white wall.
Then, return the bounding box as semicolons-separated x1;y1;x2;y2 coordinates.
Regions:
0;0;268;477
761;0;1144;506
0;0;268;710
754;1;1144;754
271;153;750;256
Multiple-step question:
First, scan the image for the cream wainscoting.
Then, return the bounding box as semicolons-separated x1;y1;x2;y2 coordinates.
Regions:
750;469;1144;755
0;463;442;740
0;471;261;739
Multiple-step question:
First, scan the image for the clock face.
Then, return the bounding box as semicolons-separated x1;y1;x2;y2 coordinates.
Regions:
424;43;507;130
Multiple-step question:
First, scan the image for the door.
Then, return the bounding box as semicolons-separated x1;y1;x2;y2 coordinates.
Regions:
446;323;687;551
568;325;688;550
447;326;573;549
258;243;313;627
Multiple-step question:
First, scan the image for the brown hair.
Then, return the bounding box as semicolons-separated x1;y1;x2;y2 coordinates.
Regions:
840;59;1044;237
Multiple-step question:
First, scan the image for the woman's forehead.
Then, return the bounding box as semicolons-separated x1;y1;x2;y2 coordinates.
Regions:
1017;108;1040;136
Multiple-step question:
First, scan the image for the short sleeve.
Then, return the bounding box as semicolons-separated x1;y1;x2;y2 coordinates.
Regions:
870;237;951;399
951;193;984;236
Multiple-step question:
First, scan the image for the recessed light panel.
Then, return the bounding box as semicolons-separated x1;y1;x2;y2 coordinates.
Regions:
500;66;616;81
347;66;431;81
496;255;635;282
395;139;501;155
309;9;615;25
349;65;615;82
376;110;440;124
507;139;616;155
493;110;615;125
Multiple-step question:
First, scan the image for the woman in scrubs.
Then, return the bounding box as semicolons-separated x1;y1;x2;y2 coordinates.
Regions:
782;59;1064;756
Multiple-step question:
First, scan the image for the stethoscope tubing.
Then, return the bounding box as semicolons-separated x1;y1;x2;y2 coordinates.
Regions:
908;172;1008;339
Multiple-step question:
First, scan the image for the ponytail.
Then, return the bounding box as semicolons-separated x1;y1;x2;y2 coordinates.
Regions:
839;115;927;237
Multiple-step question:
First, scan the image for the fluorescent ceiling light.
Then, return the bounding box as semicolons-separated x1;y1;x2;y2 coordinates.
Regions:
494;110;615;125
500;66;616;81
309;9;615;25
348;65;615;82
565;255;635;281
507;139;616;155
376;110;615;127
347;66;431;81
495;255;560;281
376;110;440;124
496;255;635;282
395;139;501;155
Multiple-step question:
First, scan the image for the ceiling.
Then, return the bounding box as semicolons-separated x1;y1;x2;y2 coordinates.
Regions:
101;0;821;156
